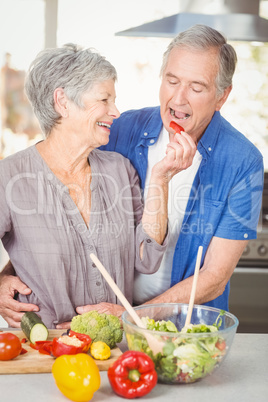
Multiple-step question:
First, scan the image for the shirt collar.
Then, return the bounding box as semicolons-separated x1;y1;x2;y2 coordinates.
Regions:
139;106;163;142
198;111;221;158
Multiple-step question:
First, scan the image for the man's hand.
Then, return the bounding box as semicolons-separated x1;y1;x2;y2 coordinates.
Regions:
0;275;39;327
56;302;125;330
153;131;197;183
146;237;248;307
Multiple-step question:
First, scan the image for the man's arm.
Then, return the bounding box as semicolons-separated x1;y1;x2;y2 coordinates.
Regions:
0;261;39;327
55;237;247;330
147;237;248;305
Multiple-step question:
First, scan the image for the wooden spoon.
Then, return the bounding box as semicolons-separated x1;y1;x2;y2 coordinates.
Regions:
183;246;203;329
89;253;165;354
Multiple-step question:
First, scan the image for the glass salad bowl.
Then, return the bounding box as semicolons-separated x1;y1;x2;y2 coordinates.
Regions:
122;303;239;384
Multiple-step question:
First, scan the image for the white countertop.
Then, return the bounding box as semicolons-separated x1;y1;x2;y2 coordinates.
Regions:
1;334;268;402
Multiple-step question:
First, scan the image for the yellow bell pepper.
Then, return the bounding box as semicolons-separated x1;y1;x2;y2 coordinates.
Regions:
90;341;111;360
52;353;101;402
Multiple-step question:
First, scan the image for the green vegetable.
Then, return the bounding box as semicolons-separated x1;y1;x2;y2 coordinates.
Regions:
127;311;227;383
21;312;49;343
141;316;178;333
213;309;226;329
70;310;123;349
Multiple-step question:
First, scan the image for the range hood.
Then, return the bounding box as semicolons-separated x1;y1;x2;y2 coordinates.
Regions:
115;0;268;42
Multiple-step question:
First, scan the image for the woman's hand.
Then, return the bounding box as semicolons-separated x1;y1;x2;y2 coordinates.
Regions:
56;302;125;329
76;302;125;318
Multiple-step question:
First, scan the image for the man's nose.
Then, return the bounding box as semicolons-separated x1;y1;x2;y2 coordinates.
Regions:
173;85;188;104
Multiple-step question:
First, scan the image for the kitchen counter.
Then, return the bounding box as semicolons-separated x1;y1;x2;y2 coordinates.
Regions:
1;334;267;402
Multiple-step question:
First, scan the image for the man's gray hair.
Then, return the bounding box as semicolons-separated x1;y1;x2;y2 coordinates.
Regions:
160;24;237;95
25;43;117;137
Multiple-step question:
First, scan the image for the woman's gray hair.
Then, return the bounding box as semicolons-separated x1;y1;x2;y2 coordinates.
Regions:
160;24;237;95
25;43;117;136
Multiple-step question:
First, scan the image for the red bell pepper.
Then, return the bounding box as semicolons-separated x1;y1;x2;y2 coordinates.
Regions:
108;351;157;399
30;330;92;357
52;331;92;357
169;120;184;134
30;340;53;355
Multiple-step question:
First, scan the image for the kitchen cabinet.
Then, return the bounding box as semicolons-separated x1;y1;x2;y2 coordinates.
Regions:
229;268;268;333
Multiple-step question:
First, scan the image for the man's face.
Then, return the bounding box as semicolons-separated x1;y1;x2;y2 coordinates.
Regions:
159;46;231;143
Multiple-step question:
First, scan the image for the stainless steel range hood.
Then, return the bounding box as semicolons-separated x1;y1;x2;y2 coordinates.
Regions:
115;0;268;42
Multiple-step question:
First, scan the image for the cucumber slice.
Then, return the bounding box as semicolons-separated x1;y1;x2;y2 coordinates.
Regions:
21;312;49;343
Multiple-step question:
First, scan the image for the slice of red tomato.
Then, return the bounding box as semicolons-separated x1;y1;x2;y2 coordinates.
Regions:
215;339;226;351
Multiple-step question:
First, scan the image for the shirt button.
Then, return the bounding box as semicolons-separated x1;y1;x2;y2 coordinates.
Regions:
208;147;212;151
92;263;96;267
96;281;101;286
150;139;154;144
146;238;152;243
244;233;249;239
144;132;148;136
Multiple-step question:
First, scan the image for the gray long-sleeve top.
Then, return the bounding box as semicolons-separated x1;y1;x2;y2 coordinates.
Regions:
0;146;167;328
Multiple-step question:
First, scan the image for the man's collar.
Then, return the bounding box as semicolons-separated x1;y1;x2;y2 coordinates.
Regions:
197;111;221;158
139;106;162;140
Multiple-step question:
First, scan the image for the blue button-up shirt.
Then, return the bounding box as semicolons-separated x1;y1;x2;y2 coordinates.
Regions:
101;107;264;310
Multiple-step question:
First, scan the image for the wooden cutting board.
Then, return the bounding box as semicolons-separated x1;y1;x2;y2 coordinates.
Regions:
0;329;122;374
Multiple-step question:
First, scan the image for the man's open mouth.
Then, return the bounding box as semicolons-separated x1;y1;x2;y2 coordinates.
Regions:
170;108;190;120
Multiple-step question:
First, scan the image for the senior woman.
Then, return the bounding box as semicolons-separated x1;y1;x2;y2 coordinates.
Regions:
0;44;191;328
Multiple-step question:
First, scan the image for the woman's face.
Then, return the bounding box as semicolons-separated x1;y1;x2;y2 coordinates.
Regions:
67;79;120;148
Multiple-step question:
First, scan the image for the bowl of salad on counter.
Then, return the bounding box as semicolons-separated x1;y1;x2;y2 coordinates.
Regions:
122;303;239;384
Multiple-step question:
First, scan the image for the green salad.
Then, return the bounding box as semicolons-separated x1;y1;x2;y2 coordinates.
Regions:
125;310;227;383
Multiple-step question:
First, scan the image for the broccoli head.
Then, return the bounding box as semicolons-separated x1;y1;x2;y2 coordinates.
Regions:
70;310;123;349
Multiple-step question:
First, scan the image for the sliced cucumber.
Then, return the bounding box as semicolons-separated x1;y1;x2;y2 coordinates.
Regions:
21;312;49;343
